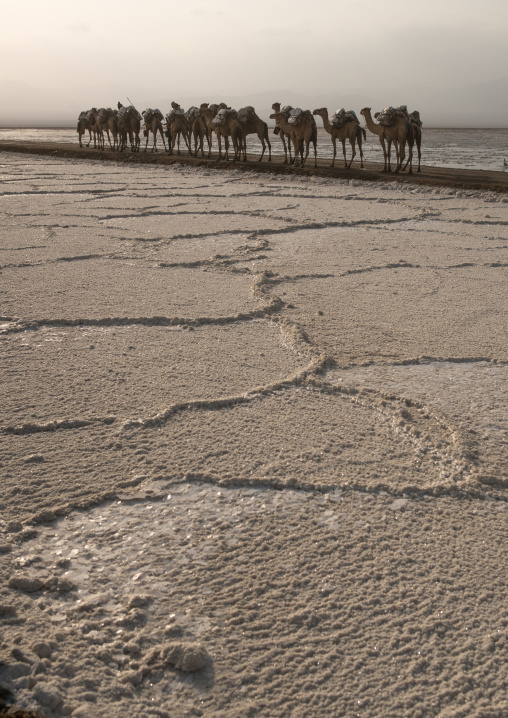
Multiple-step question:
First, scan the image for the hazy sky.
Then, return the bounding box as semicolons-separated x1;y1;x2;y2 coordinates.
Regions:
1;0;508;124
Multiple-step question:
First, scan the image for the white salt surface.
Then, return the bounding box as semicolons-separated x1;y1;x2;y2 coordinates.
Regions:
0;153;507;718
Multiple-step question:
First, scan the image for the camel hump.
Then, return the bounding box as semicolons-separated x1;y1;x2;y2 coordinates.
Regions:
238;106;256;122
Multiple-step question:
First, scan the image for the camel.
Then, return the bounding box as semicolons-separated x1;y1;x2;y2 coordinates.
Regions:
361;107;411;173
191;110;211;158
79;108;101;149
402;112;422;173
142;109;166;152
183;107;207;157
77;111;94;148
97;108;118;151
211;108;242;162
313;108;366;168
199;103;216;157
166;102;191;155
117;103;141;152
270;105;317;168
199;103;228;158
237;106;271;162
271;103;293;164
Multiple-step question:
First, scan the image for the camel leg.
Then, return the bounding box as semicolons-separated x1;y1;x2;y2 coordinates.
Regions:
301;139;310;168
144;130;149;152
403;141;412;171
331;137;336;168
416;138;421;172
257;132;265;162
313;138;317;168
395;140;404;173
266;131;271;162
292;137;301;166
341;140;347;168
358;132;364;168
406;142;413;174
348;138;356;169
281;134;288;163
386;138;393;172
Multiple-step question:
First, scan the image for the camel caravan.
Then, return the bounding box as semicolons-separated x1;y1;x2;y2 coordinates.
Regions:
76;100;423;173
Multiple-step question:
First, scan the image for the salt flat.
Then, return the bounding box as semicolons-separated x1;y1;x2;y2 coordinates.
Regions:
0;153;507;718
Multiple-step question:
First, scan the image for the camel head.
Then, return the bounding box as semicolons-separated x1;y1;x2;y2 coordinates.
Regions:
200;103;209;110
272;102;281;113
360;108;370;116
269;112;279;121
313;108;326;117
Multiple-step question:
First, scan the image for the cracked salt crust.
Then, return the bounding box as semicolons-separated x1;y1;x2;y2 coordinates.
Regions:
0;153;507;718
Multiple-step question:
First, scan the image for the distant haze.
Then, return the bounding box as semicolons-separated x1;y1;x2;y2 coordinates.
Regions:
1;0;507;127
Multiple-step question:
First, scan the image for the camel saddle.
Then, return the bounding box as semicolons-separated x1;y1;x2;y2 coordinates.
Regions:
167;107;184;120
143;108;163;124
185;107;200;122
119;105;142;121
